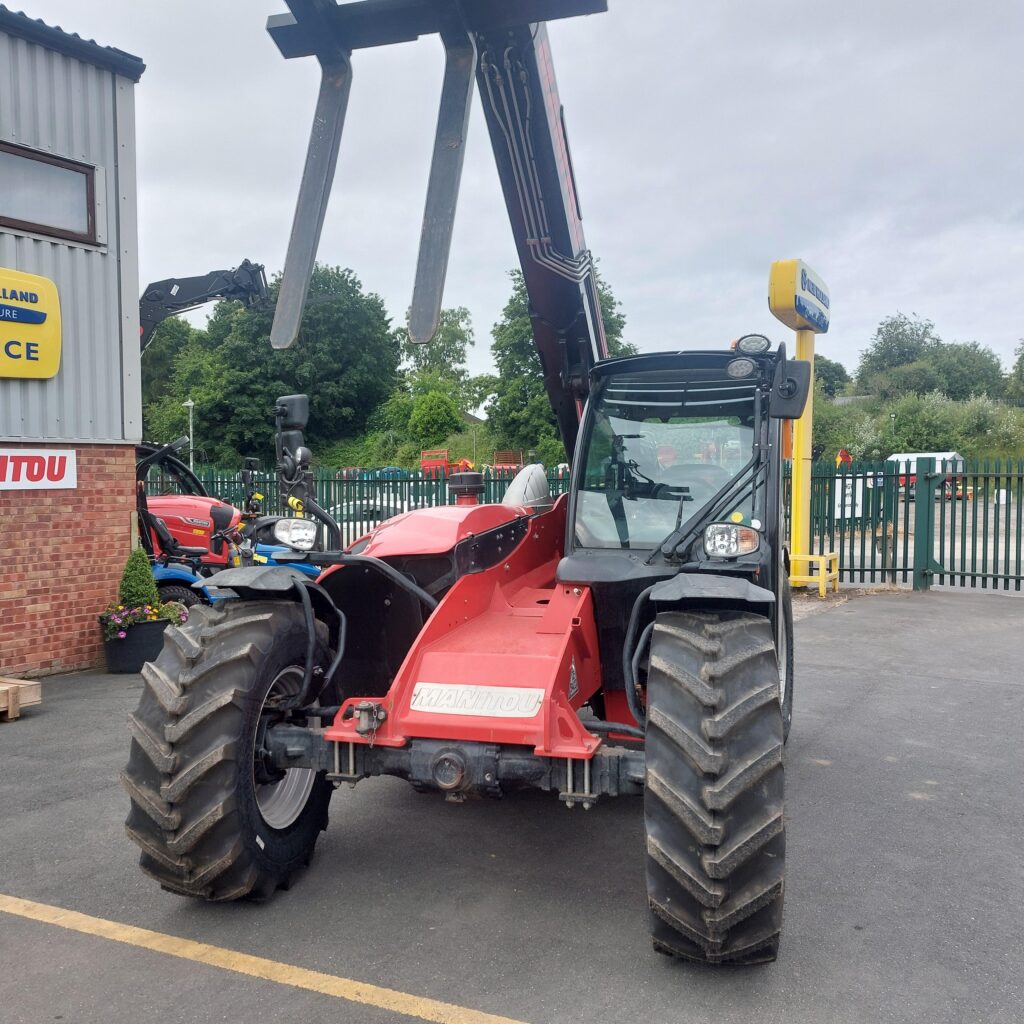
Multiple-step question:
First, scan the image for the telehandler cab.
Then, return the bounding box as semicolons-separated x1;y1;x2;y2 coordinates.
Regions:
122;0;811;965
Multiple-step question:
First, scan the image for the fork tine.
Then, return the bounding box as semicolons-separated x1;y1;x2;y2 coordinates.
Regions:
408;26;477;344
271;58;352;350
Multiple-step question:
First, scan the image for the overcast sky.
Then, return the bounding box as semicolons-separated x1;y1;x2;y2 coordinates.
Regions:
26;0;1024;376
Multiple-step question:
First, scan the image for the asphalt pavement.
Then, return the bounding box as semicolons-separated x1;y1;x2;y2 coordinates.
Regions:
1;590;1022;1024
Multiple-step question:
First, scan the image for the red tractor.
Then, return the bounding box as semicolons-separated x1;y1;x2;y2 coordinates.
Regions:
122;0;810;965
134;439;244;604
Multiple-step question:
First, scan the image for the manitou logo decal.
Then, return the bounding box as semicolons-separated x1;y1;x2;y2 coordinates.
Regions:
410;683;545;718
0;449;77;490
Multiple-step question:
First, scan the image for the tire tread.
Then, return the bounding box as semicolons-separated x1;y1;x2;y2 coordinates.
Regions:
644;610;786;965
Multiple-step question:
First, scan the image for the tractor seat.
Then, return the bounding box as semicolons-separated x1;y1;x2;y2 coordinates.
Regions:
142;510;207;558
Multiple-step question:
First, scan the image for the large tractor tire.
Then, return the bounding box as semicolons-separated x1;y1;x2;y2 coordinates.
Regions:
121;601;333;901
644;611;785;965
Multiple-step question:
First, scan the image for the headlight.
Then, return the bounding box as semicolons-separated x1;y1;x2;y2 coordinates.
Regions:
736;334;771;355
273;518;318;551
726;356;755;378
704;523;760;558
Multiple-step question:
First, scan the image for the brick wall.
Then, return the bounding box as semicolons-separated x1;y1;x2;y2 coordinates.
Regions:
0;443;136;676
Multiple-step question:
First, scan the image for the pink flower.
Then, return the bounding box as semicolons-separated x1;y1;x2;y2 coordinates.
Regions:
117;630;127;639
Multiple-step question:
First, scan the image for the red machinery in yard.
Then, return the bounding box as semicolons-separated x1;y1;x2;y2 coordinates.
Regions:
420;448;473;476
135;440;241;566
123;0;810;965
491;449;524;472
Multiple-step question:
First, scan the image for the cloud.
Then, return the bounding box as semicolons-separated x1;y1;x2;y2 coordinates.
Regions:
25;0;1024;376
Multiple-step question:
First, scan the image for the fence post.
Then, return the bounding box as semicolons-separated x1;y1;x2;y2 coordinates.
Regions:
880;461;898;582
912;457;937;591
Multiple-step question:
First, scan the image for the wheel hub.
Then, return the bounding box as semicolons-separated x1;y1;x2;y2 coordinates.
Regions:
254;666;317;830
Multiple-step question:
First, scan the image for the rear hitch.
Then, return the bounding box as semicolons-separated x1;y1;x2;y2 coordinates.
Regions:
346;700;388;737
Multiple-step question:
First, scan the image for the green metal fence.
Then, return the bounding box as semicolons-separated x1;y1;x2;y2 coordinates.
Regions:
784;459;1024;591
189;459;1022;592
193;467;573;546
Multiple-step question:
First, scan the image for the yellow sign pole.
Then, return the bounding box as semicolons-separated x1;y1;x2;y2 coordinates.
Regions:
790;328;815;564
768;259;834;595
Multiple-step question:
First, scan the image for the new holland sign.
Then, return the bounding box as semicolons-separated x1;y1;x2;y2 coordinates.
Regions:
768;259;830;334
0;267;62;378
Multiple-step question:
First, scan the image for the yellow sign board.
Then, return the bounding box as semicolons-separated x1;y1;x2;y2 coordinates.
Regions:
0;267;62;379
768;259;830;335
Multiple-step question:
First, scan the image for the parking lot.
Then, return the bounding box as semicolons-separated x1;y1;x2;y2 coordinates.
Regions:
1;590;1022;1024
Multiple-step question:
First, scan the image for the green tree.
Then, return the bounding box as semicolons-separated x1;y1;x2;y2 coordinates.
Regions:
141;317;196;414
927;340;1005;400
486;269;634;458
144;339;228;452
141;264;401;464
875;360;941;401
407;391;463;448
814;355;851;398
857;313;939;391
403;305;475;382
1007;340;1024;401
119;547;160;608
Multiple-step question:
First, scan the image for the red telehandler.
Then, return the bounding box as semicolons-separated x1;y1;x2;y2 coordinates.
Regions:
122;0;810;965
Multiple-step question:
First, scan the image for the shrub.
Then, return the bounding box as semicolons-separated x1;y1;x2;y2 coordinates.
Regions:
119;547;160;609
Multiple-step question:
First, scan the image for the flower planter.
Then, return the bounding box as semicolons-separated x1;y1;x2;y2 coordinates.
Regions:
103;620;170;674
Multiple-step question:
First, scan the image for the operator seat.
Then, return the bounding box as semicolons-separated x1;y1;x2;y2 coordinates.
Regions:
502;464;552;508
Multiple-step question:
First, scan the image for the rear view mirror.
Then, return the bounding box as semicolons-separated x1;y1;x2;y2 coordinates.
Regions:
210;503;233;555
210;504;234;533
769;356;811;420
276;394;309;430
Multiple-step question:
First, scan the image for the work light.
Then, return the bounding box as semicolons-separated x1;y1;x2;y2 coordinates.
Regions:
726;357;755;379
273;518;318;551
736;334;771;355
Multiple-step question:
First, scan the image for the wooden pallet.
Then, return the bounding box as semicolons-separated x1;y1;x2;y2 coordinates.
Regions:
0;678;42;721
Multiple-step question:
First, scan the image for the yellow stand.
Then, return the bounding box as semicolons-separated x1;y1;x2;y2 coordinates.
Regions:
768;259;834;597
789;330;838;596
789;328;815;571
789;552;839;599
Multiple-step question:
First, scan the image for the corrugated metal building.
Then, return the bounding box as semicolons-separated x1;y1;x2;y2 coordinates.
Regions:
0;6;146;675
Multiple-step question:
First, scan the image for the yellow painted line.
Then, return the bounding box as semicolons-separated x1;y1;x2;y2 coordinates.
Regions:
0;893;528;1024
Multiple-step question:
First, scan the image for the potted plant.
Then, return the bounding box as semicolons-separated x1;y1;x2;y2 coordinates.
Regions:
99;547;190;673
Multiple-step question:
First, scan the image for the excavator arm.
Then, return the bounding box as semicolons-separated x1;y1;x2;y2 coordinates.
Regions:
266;0;608;460
139;259;269;352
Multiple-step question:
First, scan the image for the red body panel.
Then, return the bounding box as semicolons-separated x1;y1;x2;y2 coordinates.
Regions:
324;496;605;758
146;494;241;566
341;502;526;560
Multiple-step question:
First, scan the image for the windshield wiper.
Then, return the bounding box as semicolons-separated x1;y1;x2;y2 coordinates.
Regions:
645;461;760;565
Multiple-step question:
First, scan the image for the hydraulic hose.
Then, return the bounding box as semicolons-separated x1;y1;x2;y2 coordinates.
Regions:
292;580;318;709
631;622;655;705
579;718;646;741
621;585;657;729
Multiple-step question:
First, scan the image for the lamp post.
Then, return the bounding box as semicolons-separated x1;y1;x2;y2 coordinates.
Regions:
182;399;195;471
